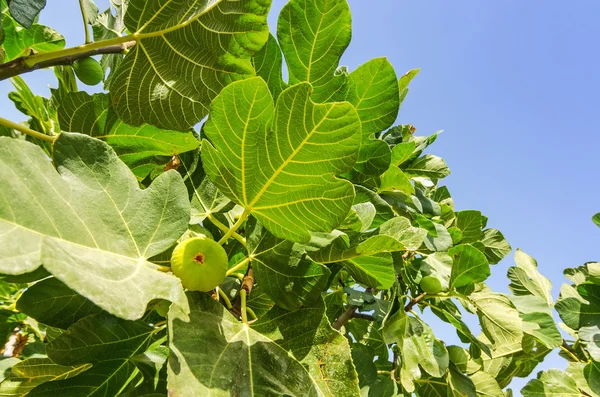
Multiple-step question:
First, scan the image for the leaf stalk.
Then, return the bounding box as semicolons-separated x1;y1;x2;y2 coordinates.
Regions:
0;117;56;143
218;208;250;245
240;289;248;325
78;0;91;43
226;257;250;276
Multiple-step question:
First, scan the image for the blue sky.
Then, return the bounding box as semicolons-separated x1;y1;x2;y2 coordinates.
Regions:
1;0;599;394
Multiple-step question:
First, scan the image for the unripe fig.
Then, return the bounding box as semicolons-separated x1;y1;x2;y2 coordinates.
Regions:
72;57;103;86
154;300;170;317
420;275;443;294
171;237;227;292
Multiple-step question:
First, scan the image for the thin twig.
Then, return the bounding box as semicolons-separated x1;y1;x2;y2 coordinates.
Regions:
404;292;426;312
391;350;398;381
332;306;358;330
352;312;376;322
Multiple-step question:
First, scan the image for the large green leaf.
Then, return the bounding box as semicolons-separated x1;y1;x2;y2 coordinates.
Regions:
0;134;189;320
404;154;450;180
252;33;287;102
7;0;46;28
345;57;398;175
480;228;511;264
556;283;600;330
508;249;553;305
469;371;504;397
109;0;270;130
55;91;200;179
26;313;156;396
203;78;361;242
521;369;582;396
16;277;102;329
0;357;91;396
168;292;360;396
454;210;483;243
471;288;523;357
277;0;351;102
312;217;427;264
449;244;490;290
0;5;63;61
247;219;331;311
382;310;449;392
510;295;562;349
344;253;395;290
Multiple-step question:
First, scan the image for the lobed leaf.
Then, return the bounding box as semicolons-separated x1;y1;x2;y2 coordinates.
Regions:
0;134;189;320
203;78;361;242
110;0;271;130
168;292;360;396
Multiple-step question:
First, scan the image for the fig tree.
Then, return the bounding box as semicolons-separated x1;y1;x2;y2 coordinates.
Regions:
170;237;228;292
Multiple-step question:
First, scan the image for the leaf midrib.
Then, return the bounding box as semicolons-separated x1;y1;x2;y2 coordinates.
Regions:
246;104;336;209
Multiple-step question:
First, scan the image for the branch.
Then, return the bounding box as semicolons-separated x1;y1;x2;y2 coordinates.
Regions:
0;40;135;81
404;292;426;312
352;312;376;322
231;264;255;320
332;306;357;330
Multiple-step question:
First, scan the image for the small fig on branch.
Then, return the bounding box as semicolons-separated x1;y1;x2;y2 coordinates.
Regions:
419;275;443;294
170;237;228;292
72;57;103;86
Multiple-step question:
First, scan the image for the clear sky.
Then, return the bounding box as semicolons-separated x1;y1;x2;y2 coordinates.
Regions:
1;0;599;394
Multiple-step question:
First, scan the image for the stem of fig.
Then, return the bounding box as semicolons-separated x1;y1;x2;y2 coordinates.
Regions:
218;208;251;245
207;213;246;247
226;257;250;276
246;307;257;320
218;288;232;310
240;289;248;325
78;0;91;43
0;117;56;143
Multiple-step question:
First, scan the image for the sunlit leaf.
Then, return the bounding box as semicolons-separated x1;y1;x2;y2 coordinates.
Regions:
55;91;200;179
277;0;350;102
168;292;360;396
0;134;189;320
110;0;271;130
203;78;361;242
0;6;63;61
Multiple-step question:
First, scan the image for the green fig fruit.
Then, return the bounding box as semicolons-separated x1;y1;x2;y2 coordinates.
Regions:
154;300;170;317
420;275;443;294
171;237;228;292
72;57;103;86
